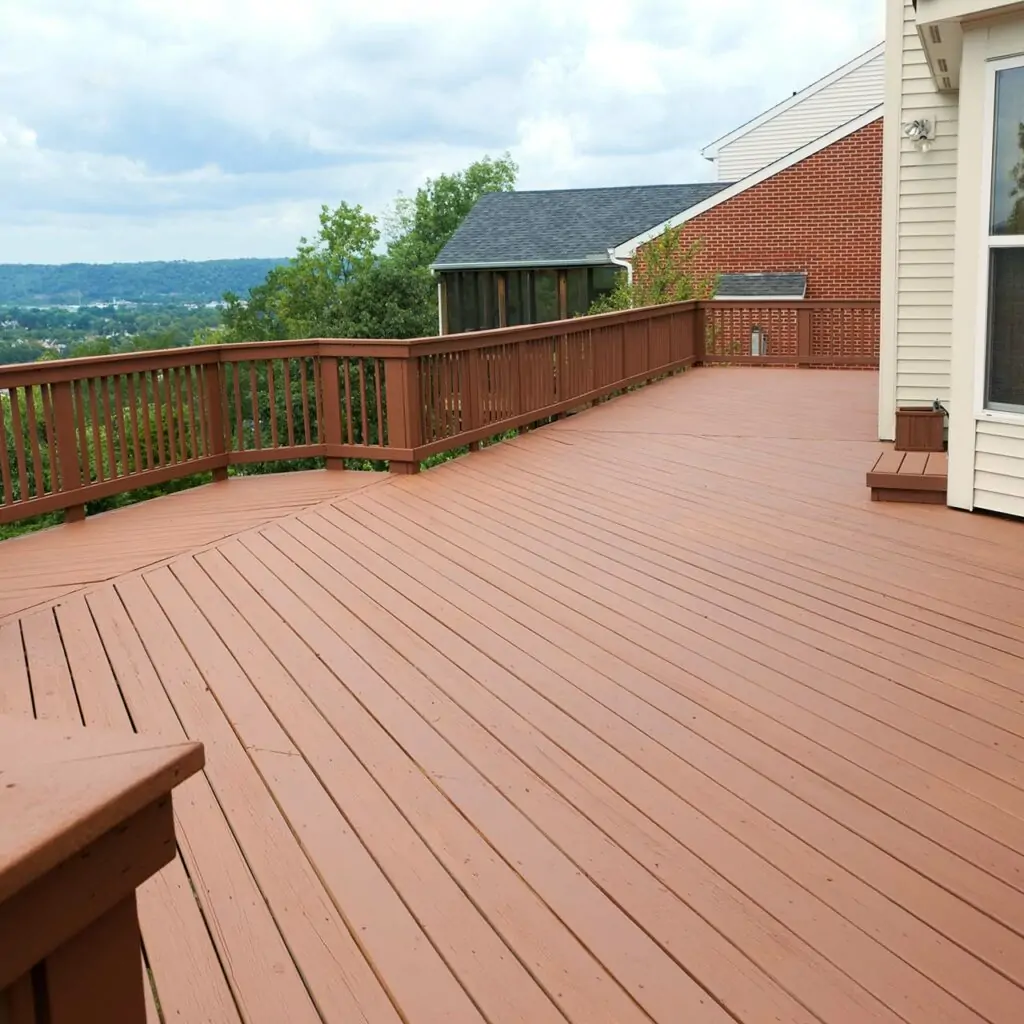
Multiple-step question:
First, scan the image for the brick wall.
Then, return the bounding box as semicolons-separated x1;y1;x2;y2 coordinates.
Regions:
643;117;883;300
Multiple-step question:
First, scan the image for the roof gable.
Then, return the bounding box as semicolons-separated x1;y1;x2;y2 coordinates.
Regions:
612;104;883;259
701;42;884;160
431;183;731;270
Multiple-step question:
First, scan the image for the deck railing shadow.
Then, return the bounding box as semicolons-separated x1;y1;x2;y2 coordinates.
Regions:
0;299;879;526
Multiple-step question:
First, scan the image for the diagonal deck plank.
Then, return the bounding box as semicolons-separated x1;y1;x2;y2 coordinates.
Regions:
4;367;1024;1023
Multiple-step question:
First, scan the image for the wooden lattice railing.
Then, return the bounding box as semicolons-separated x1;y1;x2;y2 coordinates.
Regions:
0;299;877;525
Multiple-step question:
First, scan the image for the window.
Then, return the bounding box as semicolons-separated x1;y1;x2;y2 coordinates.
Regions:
506;271;527;326
533;270;558;322
589;266;622;307
566;269;589;317
984;61;1024;412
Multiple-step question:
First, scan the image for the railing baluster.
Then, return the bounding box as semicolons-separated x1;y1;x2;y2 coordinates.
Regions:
183;367;198;460
374;358;384;446
0;390;14;506
230;363;243;452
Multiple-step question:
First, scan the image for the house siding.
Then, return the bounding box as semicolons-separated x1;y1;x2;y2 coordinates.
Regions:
651;119;882;302
716;52;885;182
889;0;960;412
974;420;1024;516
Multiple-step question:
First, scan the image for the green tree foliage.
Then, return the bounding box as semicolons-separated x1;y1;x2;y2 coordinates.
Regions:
223;154;518;344
587;226;717;314
386;155;519;269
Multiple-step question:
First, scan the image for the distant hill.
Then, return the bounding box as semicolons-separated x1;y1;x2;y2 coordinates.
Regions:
0;259;289;306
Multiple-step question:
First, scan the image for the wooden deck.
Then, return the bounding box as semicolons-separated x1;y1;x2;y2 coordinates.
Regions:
2;366;1024;1024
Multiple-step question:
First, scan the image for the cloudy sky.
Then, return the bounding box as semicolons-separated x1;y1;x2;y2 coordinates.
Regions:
0;0;884;264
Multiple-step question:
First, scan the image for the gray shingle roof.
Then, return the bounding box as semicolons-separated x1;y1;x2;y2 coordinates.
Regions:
432;183;732;270
716;272;807;298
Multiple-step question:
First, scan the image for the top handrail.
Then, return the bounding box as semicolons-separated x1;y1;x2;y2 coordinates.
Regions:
0;298;876;378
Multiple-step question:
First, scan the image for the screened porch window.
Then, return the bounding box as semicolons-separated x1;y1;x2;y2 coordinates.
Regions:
985;61;1024;411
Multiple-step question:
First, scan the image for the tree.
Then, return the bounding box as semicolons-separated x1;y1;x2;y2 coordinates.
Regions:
222;154;519;344
588;226;717;314
386;154;518;269
221;202;379;342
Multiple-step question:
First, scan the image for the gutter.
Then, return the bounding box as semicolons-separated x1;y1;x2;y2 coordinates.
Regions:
429;255;616;273
607;248;634;286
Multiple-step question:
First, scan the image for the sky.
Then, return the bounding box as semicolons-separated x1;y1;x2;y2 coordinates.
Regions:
0;0;885;264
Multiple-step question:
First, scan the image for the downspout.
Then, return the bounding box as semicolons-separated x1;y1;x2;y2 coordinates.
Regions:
607;248;634;286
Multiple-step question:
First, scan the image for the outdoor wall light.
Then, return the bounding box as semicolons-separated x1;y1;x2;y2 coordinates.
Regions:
751;325;766;357
902;118;935;152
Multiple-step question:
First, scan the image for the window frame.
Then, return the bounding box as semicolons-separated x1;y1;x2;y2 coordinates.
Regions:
977;53;1024;419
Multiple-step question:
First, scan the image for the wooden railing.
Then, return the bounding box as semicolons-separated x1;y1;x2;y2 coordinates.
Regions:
0;299;877;525
700;299;880;366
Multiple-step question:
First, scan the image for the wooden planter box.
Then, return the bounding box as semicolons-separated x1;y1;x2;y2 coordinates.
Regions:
895;406;945;452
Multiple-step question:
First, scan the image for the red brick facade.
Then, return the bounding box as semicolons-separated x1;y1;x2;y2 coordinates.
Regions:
644;117;883;300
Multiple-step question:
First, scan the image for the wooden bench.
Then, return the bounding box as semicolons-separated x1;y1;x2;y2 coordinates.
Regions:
867;450;948;504
0;717;203;1024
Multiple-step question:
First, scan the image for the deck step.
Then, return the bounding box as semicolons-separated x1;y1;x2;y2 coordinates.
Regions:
866;450;947;504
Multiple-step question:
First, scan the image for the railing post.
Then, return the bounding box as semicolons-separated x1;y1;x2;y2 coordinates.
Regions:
694;304;706;365
384;355;422;474
202;364;229;482
797;308;812;367
51;380;85;522
320;356;345;470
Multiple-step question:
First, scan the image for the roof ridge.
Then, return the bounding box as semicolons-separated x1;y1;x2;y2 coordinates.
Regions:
489;182;733;198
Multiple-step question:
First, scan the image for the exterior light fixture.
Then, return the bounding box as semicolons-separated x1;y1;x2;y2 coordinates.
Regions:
902;118;935;152
750;325;766;357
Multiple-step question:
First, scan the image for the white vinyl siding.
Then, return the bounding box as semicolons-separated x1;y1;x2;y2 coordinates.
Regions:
716;52;885;181
893;0;959;408
975;420;1024;516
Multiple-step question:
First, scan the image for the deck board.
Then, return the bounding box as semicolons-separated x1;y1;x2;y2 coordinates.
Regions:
3;367;1024;1023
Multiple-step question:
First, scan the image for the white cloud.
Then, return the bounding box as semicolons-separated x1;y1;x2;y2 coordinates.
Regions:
0;0;885;262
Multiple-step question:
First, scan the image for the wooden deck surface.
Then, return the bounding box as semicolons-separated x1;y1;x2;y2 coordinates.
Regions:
3;367;1024;1024
0;469;383;620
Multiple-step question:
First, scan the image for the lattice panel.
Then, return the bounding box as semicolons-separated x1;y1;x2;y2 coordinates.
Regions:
810;307;880;363
703;306;798;359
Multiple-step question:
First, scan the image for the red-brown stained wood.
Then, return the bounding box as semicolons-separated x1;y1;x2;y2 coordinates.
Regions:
0;622;31;717
0;398;13;505
3;368;1024;1024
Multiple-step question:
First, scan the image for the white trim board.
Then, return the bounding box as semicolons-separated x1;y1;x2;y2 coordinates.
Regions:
701;43;884;160
613;105;885;259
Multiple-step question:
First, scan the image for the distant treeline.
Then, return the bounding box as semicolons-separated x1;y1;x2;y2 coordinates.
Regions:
0;258;289;305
